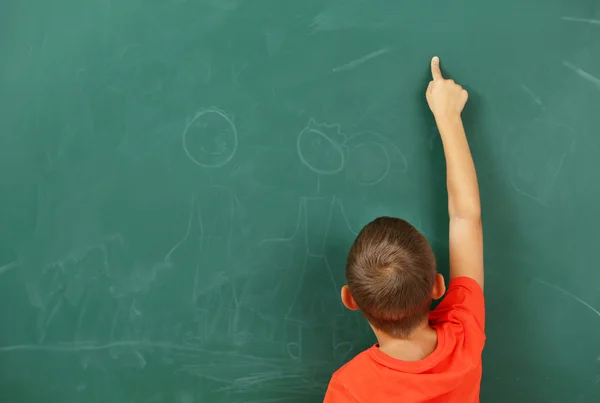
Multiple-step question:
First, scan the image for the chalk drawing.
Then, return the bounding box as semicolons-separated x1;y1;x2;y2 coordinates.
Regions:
22;233;123;316
333;341;354;362
332;48;391;73
303;196;343;257
226;196;243;258
563;61;600;90
177;371;232;385
561;17;600;26
297;119;407;188
284;245;308;319
228;282;246;346
345;131;407;185
39;298;63;343
41;234;123;282
347;142;390;185
335;198;358;236
258;198;307;247
0;340;219;354
164;194;197;266
192;196;205;304
130;349;147;369
285;322;302;361
109;304;123;342
534;278;600;318
178;357;322;397
74;293;89;342
235;199;310;327
247;197;347;326
296;119;345;175
183;108;238;168
284;197;359;324
216;373;309;394
322;257;338;295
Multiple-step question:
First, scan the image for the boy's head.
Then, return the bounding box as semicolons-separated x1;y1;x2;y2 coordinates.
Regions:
342;217;445;338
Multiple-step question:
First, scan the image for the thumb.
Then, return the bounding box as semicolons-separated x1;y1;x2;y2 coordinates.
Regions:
431;56;443;80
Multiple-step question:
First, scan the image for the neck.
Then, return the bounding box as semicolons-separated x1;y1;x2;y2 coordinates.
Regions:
373;322;438;362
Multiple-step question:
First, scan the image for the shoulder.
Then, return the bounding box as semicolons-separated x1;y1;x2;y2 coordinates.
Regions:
443;276;484;302
430;277;485;339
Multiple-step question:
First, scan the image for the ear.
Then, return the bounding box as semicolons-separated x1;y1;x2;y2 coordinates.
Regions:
431;273;446;300
341;285;359;311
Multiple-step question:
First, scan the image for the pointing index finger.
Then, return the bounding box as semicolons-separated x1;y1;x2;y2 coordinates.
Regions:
431;56;443;80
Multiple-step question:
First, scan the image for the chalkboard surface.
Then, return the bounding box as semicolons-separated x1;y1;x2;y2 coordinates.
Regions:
1;1;600;402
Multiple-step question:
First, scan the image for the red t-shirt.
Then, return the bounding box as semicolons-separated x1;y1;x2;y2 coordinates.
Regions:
324;277;485;403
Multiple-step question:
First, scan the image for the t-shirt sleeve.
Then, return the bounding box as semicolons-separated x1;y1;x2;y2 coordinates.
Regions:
323;377;357;403
431;276;485;340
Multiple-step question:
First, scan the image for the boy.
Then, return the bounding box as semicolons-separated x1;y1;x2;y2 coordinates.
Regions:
324;57;484;403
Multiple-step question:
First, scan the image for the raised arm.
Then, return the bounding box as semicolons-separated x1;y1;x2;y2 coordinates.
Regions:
426;57;484;289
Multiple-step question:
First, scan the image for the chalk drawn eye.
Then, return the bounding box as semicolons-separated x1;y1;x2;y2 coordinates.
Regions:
297;121;345;175
183;109;238;168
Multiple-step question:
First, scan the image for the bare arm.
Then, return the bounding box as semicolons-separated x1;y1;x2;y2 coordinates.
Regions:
426;57;484;289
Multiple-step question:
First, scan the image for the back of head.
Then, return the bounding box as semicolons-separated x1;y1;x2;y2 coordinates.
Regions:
346;217;437;338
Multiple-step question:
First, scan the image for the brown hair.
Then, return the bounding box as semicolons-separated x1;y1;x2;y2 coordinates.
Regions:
346;217;436;338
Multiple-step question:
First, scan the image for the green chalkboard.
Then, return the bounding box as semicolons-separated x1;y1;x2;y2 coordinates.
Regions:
1;0;600;402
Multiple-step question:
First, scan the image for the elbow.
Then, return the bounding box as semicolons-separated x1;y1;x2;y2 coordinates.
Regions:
449;203;481;222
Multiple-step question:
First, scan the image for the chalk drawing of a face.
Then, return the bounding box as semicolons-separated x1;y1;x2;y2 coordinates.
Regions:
297;119;345;175
297;119;407;186
183;108;238;168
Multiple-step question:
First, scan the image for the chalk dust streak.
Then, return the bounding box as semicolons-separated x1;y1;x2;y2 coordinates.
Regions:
0;340;213;354
534;278;600;318
561;17;600;26
563;61;600;90
332;48;391;73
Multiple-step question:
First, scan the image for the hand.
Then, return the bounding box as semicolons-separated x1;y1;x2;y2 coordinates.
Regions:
426;56;469;120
